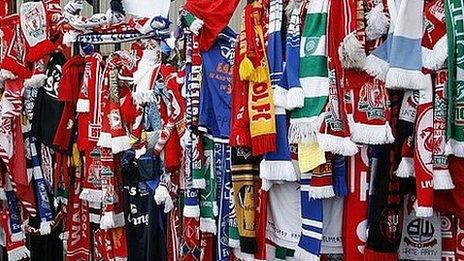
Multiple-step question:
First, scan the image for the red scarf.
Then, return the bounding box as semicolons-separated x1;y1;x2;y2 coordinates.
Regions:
0;21;31;79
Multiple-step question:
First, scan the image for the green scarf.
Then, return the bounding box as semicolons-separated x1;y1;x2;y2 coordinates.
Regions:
288;0;330;144
445;0;464;156
199;137;217;234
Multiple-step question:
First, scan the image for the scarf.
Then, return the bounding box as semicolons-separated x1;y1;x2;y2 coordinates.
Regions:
441;215;457;260
260;0;297;190
132;49;161;105
266;181;301;250
183;0;240;52
4;175;24;243
457;218;464;260
332;155;348;197
26;134;53;235
66;166;91;261
199;137;217;234
398;195;442;260
423;0;448;71
215;142;232;260
180;217;201;261
0;79;37;217
364;0;390;41
294;172;323;260
342;146;370;260
365;0;425;91
445;0;464;156
318;0;358;156
239;2;276;156
435;156;464;216
321;197;344;254
277;1;302;110
288;0;329;144
433;70;454;189
1;209;30;261
338;0;366;70
414;75;434;217
309;153;335;198
396;90;418;178
19;1;56;63
230;147;260;254
0;22;31;79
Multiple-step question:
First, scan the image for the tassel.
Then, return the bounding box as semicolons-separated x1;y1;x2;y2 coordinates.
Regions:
365;3;390;41
10;231;25;243
39;220;52;235
239;57;255;81
254;66;269;83
339;32;367;69
7;246;30;261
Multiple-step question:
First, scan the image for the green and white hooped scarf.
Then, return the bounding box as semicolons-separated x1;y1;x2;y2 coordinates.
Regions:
445;0;464;156
288;0;329;144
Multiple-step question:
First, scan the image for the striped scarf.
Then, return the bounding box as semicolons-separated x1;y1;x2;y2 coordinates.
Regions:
289;0;329;144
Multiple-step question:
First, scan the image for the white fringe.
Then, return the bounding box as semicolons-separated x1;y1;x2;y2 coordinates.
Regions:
339;32;367;69
132;91;155;105
261;179;274;191
445;139;464;157
385;68;426;90
294;247;320;261
39;220;52;235
199;218;217;234
63;31;79;47
228;238;240;248
24;74;46;89
364;54;390;80
111;135;132;154
97;132;112;148
286;87;305;110
0;188;6;201
422;36;448;71
309;185;335;199
154;185;174;213
433;169;455;190
0;70;17;81
183;205;200;218
350;121;395;145
10;232;25;242
365;3;390;41
259;159;298;181
396;157;414;178
288;117;322;144
79;188;103;203
273;86;288;109
192;179;206;189
415;206;434;218
8;245;30;261
76;99;90;113
233;249;255;261
100;211;116;229
189;19;204;35
317;134;358;156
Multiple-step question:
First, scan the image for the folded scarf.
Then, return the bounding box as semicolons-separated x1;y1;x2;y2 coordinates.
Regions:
289;0;329;144
433;69;454;189
19;1;56;62
240;2;277;156
365;0;425;90
423;0;448;71
445;0;464;157
318;0;358;156
414;74;434;217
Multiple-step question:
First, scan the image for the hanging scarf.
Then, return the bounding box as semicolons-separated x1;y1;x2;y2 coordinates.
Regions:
4;175;24;242
294;172;323;260
441;214;457;260
26;134;53;235
19;1;56;63
260;0;297;190
457;218;464;260
277;0;302;110
1;209;30;261
215;142;232;260
132;49;161;105
0;21;31;79
365;0;425;90
239;2;276;156
230;147;260;254
338;0;366;70
414;75;434;217
398;195;442;260
433;69;454;189
445;0;464;157
423;0;448;71
288;0;329;144
342;145;370;260
318;0;358;156
199;137;217;234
